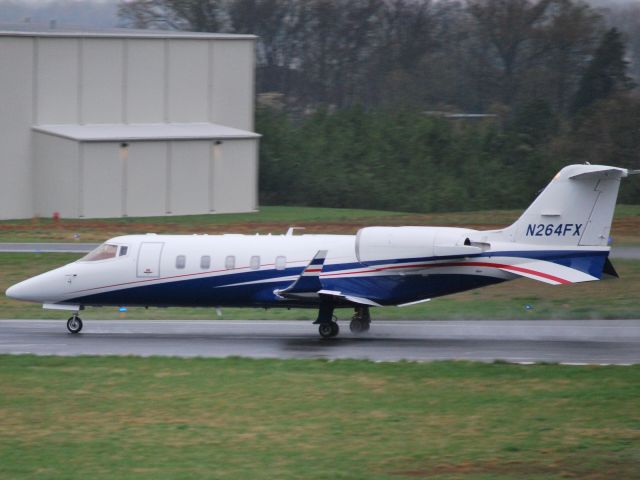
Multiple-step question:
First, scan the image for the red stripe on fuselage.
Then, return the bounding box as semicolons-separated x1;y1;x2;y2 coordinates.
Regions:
320;261;571;284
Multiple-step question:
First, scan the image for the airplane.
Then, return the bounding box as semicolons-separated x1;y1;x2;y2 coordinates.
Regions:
5;164;638;338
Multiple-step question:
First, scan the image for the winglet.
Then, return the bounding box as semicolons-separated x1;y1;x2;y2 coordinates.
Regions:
276;250;327;297
301;250;328;277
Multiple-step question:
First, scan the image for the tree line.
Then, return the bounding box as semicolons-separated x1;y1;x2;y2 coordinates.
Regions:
119;0;640;211
256;98;639;212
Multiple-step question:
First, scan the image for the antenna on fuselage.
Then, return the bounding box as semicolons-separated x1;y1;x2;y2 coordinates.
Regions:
285;227;306;236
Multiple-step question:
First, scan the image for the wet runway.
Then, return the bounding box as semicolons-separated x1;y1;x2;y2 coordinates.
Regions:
1;319;639;364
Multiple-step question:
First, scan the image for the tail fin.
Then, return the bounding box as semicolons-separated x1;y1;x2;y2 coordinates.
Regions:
501;165;636;246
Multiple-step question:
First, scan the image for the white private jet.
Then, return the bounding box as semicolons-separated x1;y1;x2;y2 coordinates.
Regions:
6;164;637;337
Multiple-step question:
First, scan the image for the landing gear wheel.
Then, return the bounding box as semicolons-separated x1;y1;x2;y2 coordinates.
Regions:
319;322;339;338
350;318;365;333
350;306;371;334
330;321;339;337
67;315;83;334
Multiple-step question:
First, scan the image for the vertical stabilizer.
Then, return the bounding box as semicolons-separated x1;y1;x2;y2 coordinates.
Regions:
499;165;633;246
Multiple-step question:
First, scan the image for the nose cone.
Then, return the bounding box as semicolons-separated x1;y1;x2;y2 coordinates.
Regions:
6;278;41;302
5;268;68;304
5;283;19;299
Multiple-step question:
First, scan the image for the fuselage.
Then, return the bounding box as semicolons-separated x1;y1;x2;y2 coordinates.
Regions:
5;228;609;310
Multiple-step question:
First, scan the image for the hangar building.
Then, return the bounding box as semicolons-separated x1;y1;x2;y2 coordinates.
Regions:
0;27;259;219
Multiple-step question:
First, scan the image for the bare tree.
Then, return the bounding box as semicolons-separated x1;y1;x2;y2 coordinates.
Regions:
116;0;629;115
539;0;602;112
467;0;556;105
229;0;307;96
118;0;227;31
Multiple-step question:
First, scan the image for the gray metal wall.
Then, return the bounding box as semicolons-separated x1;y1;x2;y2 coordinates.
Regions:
34;134;258;219
0;33;257;219
0;37;35;218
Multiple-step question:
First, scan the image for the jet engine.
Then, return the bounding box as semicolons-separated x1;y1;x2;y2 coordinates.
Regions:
355;226;482;265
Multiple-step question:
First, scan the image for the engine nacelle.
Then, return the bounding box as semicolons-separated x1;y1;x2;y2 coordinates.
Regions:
355;226;481;265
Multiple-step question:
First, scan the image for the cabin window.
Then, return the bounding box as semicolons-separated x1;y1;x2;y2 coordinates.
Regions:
80;243;118;261
275;256;286;270
250;255;260;270
118;246;128;256
200;255;211;269
225;255;235;270
176;255;186;269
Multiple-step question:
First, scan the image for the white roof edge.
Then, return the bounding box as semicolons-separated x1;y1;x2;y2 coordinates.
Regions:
0;27;256;40
33;123;261;142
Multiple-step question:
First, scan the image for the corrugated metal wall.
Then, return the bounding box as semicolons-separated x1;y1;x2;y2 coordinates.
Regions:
0;33;257;219
34;134;258;219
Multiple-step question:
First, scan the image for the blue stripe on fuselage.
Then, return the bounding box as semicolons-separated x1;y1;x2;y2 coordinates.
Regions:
65;249;608;308
66;270;505;308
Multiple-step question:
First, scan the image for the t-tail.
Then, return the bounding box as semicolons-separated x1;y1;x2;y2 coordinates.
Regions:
482;164;638;283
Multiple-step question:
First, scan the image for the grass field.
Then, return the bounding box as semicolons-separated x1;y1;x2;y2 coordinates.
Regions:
1;253;639;321
0;356;638;479
1;205;639;244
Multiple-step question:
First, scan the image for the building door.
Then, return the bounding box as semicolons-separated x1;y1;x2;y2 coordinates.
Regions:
137;242;164;278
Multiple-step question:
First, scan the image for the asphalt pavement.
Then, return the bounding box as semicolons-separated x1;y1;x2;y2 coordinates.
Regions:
1;319;638;364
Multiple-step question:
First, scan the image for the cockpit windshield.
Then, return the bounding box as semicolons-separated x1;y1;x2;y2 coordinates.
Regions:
80;243;119;262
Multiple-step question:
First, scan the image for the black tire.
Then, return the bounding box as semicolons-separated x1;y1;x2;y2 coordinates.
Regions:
319;323;334;338
330;321;339;337
67;316;83;334
350;319;364;333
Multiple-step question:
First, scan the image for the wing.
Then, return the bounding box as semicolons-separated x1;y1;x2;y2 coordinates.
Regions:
275;250;381;306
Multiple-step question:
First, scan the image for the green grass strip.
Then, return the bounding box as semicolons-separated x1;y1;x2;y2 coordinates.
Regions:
0;356;638;479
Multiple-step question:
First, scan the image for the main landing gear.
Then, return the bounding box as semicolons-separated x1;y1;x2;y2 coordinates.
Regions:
67;314;83;334
314;303;339;338
314;304;372;338
349;306;371;334
318;321;339;338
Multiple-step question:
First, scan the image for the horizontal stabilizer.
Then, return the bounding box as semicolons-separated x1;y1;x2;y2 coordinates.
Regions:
569;166;628;180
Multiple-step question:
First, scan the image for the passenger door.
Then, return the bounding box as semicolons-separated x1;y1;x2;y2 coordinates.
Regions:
137;242;164;278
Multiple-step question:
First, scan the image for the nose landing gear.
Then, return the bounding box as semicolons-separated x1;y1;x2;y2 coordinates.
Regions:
67;314;83;334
